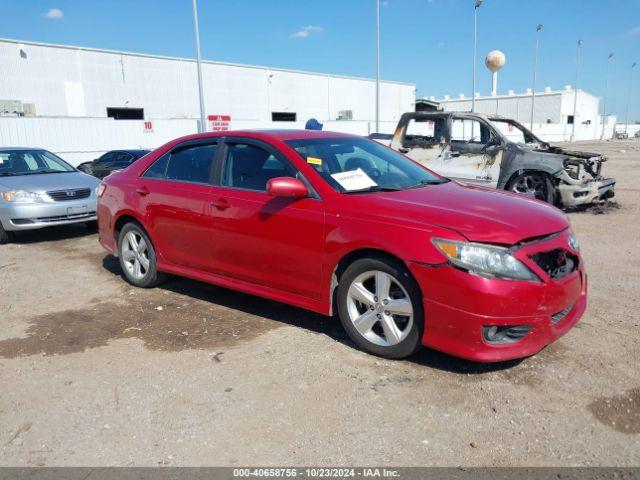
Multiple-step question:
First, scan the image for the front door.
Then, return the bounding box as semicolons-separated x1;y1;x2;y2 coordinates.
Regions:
135;140;220;272
208;139;325;300
443;116;502;186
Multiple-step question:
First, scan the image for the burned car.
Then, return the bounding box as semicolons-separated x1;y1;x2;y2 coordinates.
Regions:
385;112;615;207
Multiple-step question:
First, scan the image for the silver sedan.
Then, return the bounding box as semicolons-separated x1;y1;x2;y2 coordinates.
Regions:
0;148;101;244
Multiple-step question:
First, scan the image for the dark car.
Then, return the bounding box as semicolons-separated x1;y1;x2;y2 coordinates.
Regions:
78;150;150;179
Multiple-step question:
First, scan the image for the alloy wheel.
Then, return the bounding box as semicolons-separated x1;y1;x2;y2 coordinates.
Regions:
346;270;414;347
121;231;150;280
510;174;547;201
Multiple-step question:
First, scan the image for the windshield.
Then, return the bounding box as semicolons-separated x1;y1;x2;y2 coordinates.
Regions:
490;119;542;145
0;150;75;176
285;137;446;193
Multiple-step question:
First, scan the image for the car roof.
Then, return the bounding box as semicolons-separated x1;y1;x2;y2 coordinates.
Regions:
168;129;360;145
107;149;151;154
0;147;49;152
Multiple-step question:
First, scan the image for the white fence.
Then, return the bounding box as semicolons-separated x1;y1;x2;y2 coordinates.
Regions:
0;115;622;168
0;116;399;166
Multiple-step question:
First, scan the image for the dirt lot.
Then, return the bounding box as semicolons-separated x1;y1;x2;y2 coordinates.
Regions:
0;140;639;467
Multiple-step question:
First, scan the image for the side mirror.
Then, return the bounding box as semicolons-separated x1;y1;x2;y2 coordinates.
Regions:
267;177;309;199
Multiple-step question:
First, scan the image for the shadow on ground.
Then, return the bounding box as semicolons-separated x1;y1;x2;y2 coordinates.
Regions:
0;252;522;375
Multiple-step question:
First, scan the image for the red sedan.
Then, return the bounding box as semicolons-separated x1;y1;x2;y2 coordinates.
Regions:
97;130;586;362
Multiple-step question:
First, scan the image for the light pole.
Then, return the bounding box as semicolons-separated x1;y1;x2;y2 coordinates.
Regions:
530;23;543;132
600;52;614;140
570;39;583;142
375;0;380;133
192;0;206;133
624;62;637;136
471;0;482;112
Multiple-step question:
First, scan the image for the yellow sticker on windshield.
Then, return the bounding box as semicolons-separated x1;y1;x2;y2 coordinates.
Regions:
307;156;322;166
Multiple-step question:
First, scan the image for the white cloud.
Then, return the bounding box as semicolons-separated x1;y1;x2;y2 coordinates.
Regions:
290;25;324;39
628;26;640;36
44;8;64;19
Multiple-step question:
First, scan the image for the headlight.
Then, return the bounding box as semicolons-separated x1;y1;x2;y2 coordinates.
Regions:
1;190;52;203
432;238;539;281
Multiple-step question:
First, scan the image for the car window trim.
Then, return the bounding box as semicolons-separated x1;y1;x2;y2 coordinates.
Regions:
217;137;320;200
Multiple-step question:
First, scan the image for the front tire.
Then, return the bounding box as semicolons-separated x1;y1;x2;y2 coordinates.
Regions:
117;222;166;288
337;257;423;359
0;223;14;244
507;172;555;204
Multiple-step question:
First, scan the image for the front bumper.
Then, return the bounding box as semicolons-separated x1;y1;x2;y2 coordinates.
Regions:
408;230;587;362
0;197;97;231
557;175;615;207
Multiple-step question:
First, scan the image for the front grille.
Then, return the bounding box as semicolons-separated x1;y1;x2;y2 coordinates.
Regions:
552;305;573;324
530;249;579;280
47;188;91;201
12;211;96;224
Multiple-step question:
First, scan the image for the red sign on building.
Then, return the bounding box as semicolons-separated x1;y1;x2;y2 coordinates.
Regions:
143;120;153;133
208;115;231;132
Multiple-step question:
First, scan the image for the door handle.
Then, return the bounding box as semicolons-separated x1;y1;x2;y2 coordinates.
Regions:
135;186;150;196
211;198;230;210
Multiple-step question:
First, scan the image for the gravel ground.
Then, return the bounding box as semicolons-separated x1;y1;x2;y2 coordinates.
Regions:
0;139;638;467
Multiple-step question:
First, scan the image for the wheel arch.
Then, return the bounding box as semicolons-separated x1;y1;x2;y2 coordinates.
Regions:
113;213;151;255
504;169;559;205
328;248;412;316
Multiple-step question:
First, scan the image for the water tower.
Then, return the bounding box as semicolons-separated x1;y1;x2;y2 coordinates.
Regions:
485;50;506;96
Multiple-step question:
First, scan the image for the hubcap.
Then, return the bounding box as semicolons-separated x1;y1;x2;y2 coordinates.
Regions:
511;175;546;200
346;270;413;347
122;231;150;280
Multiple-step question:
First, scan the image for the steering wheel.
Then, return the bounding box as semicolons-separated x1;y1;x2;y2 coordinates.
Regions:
345;157;381;180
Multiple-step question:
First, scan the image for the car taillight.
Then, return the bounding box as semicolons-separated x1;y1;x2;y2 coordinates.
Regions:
97;183;106;197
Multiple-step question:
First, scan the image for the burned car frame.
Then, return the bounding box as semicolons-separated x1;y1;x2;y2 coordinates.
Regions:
387;112;615;207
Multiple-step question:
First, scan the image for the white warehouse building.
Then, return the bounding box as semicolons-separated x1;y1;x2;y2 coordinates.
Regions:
0;38;415;164
430;86;614;142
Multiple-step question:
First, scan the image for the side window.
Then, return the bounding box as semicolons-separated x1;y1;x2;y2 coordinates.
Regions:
96;153;115;165
142;143;217;183
223;143;295;191
404;117;445;148
113;152;133;167
451;119;491;144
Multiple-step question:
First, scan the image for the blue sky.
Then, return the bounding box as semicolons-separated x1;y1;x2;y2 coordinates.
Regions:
2;0;639;120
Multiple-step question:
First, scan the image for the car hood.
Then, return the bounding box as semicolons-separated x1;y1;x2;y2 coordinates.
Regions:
348;181;569;245
0;171;100;192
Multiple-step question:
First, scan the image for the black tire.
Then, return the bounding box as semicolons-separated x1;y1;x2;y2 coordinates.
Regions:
337;257;424;359
507;172;555;204
117;222;166;288
0;223;15;245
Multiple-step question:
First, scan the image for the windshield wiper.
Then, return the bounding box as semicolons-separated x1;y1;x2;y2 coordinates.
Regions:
406;178;450;189
342;185;404;194
0;172;22;177
28;169;68;174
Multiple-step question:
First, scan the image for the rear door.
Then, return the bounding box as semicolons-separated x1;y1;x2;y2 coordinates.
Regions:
443;116;502;186
135;140;221;272
207;138;325;300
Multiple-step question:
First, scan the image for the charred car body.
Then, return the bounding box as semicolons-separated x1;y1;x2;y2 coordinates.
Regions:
385;112;615;207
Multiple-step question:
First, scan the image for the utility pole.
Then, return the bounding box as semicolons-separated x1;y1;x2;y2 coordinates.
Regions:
570;39;583;142
600;53;614;140
624;62;637;136
471;0;482;112
530;23;543;133
192;0;206;133
375;0;380;133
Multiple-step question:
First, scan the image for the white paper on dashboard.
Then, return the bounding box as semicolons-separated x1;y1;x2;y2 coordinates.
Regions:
330;168;377;191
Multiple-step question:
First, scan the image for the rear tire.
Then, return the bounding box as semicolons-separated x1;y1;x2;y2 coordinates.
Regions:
337;257;423;359
117;222;166;288
0;223;14;244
